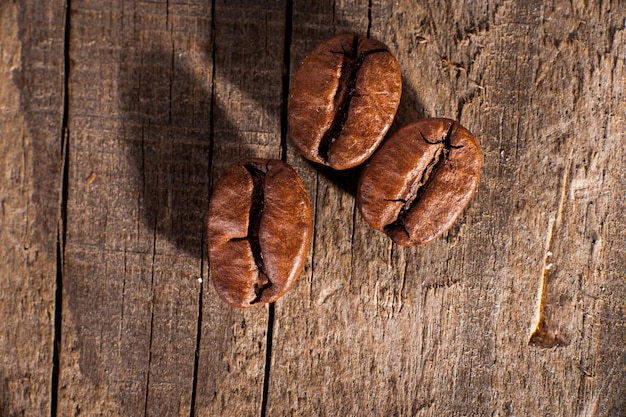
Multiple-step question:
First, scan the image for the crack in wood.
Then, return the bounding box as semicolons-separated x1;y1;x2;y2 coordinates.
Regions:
529;151;574;348
259;303;275;417
190;2;217;413
143;218;158;416
50;1;72;415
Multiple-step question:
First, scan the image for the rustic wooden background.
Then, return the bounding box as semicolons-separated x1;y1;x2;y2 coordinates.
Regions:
1;0;625;416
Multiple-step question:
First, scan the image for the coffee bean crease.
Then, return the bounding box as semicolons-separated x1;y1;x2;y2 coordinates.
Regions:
242;163;272;303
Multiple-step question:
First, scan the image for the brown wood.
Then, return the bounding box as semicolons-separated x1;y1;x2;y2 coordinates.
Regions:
0;1;66;416
1;0;625;416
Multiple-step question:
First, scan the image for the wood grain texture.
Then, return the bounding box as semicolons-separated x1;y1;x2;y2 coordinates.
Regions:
0;1;65;416
0;0;624;416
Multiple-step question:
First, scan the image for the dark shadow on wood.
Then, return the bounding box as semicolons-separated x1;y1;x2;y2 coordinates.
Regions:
389;74;427;135
118;49;247;260
304;159;363;198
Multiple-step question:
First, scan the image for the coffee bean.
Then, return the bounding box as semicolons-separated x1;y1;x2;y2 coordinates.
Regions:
207;159;312;308
288;33;402;170
357;118;482;246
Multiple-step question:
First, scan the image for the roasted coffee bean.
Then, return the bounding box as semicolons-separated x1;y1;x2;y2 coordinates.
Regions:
288;33;402;170
207;159;312;308
357;118;482;246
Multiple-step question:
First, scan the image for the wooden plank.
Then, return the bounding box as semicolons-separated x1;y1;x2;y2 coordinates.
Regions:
268;0;626;415
58;1;211;415
0;1;65;416
193;1;288;415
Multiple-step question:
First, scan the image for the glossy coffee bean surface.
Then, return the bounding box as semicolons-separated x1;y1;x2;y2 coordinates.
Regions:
288;33;402;170
207;159;312;308
357;118;482;246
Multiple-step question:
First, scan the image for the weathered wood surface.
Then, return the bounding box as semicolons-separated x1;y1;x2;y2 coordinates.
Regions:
1;0;625;416
1;1;66;416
